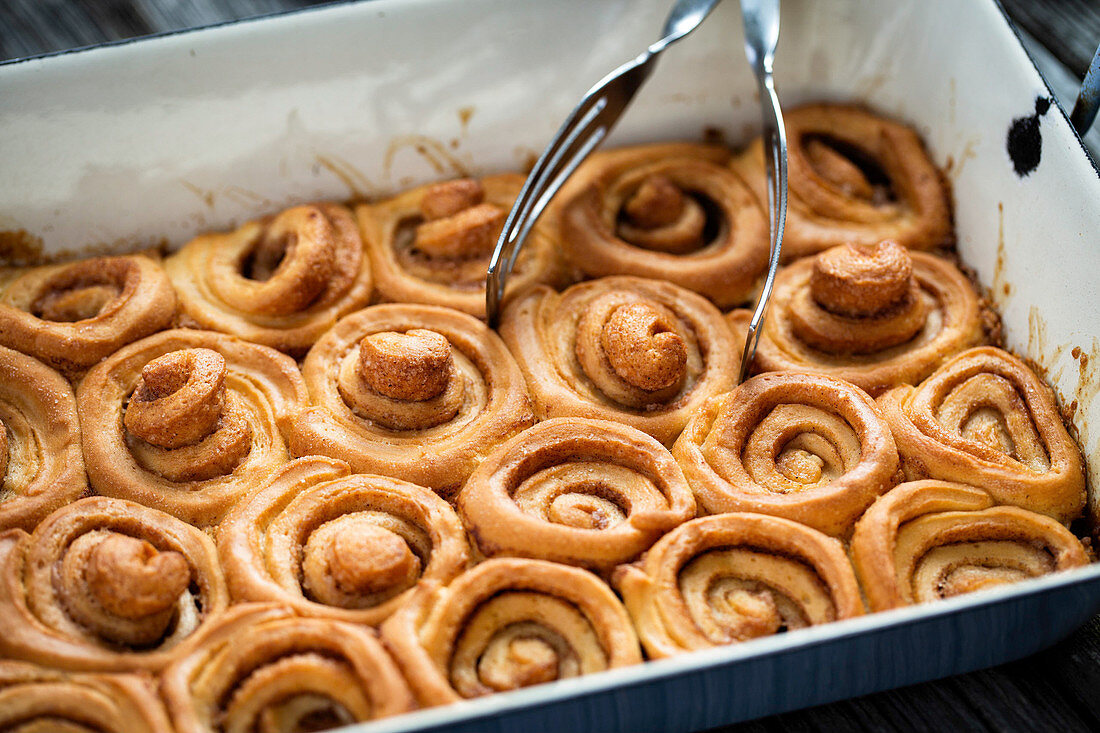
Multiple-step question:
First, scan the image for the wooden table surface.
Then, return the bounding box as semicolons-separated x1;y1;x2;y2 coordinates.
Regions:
2;2;1099;732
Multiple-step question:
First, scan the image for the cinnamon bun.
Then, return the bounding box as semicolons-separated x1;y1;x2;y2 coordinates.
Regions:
877;347;1086;523
731;104;951;260
558;143;769;307
290;304;534;494
0;661;172;733
359;175;563;318
0;345;86;531
851;480;1089;611
218;456;469;625
613;513;864;659
162;603;414;732
77;329;307;526
381;558;641;706
500;276;738;446
729;241;987;394
0;496;228;672
0;255;176;373
458;418;696;569
167;203;372;355
673;372;900;536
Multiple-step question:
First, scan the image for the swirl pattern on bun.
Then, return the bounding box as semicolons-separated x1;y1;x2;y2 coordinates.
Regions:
673;372;899;536
851;480;1089;610
290;304;534;494
77;329;307;526
167;203;372;355
0;255;176;373
218;456;469;624
381;558;641;706
558;143;769;307
877;347;1086;523
500;276;738;446
614;513;864;658
458;418;695;569
732;104;951;260
730;241;987;394
0;497;228;671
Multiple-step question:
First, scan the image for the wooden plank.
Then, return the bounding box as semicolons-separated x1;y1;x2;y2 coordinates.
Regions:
1001;0;1100;79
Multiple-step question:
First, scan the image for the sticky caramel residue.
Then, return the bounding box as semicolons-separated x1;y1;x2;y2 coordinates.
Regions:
0;230;44;266
383;136;471;182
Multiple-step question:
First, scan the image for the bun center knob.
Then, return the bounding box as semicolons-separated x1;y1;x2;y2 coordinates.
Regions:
124;348;227;448
358;329;455;402
86;534;191;619
329;520;420;595
415;179;505;258
479;636;560;691
619;174;706;254
601;303;687;392
810;241;913;317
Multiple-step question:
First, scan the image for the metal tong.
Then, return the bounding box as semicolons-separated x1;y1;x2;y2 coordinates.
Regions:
485;0;722;326
485;0;788;387
736;0;786;383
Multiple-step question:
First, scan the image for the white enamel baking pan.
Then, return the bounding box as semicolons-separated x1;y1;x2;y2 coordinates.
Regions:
2;0;1100;730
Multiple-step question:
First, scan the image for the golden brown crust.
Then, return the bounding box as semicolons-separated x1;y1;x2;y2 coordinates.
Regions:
672;372;900;536
457;418;696;569
0;345;87;531
731;104;952;261
77;329;307;526
289;304;534;495
167;203;372;356
613;513;864;659
851;480;1089;611
558;143;769;307
731;243;986;394
217;456;469;625
359;175;564;318
0;661;173;733
380;558;641;706
0;496;228;672
0;255;177;373
162;603;414;732
876;347;1086;523
499;277;738;446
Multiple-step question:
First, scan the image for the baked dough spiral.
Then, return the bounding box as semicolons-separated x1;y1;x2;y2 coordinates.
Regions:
673;372;900;536
167;203;372;355
877;347;1086;523
458;418;696;569
0;254;177;373
500;276;738;446
359;175;562;318
851;480;1089;611
0;496;228;672
381;558;641;706
613;513;864;659
290;304;534;494
0;661;173;733
162;603;414;732
731;104;951;260
218;456;469;624
730;241;987;394
0;345;86;532
558;143;769;307
77;329;307;526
